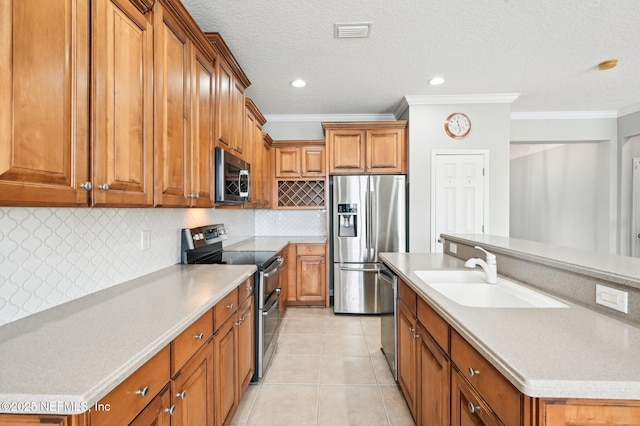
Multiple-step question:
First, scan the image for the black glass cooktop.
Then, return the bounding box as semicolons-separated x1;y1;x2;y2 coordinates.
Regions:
194;250;278;270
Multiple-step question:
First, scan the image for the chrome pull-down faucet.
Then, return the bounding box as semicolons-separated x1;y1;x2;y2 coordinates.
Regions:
464;246;497;284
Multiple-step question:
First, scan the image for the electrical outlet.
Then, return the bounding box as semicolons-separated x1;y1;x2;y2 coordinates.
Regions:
141;230;150;251
450;242;457;254
596;284;628;314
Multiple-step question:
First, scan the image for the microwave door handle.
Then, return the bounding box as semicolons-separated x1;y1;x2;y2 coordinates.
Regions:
239;170;249;197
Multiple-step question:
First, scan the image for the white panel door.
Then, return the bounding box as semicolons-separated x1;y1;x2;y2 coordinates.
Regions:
633;158;640;257
433;154;485;252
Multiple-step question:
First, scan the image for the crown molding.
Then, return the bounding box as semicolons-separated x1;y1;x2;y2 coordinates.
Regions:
510;110;617;120
618;103;640;118
403;93;521;106
264;113;396;123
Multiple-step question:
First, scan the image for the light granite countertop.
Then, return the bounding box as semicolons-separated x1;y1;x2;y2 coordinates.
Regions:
380;252;640;400
225;236;327;253
0;264;256;415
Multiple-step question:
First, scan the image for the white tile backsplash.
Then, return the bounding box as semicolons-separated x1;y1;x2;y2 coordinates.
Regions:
255;209;326;236
0;207;327;326
0;207;255;325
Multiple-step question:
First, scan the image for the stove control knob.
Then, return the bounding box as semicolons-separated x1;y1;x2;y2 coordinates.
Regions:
193;234;201;241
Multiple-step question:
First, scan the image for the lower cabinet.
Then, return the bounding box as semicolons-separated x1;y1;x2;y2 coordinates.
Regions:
171;341;214;426
417;321;450;426
451;370;502;426
236;295;255;398
213;314;237;426
397;296;418;419
0;415;88;426
286;243;327;306
129;384;172;426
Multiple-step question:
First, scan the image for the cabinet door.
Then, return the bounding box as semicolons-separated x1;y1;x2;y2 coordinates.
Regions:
397;298;418;421
451;370;502;426
296;255;326;303
417;323;450;426
275;147;301;178
262;141;272;208
539;399;640;426
231;80;246;157
244;110;257;208
301;147;325;177
190;46;215;207
172;341;214;426
213;315;237;426
92;0;154;206
0;0;89;206
0;415;76;426
366;128;406;174
129;384;172;426
327;129;366;174
216;59;232;150
236;295;255;398
154;3;190;207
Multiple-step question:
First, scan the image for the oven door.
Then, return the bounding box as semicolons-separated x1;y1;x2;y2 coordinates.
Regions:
258;288;282;378
261;256;284;302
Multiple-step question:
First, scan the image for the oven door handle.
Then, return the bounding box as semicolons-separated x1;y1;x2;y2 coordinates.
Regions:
263;257;284;278
262;289;281;316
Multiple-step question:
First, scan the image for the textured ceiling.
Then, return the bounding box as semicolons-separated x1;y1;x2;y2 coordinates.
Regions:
182;0;640;116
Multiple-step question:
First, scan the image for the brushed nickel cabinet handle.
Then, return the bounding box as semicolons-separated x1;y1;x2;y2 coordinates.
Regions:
468;401;480;414
135;386;149;398
165;405;176;415
176;391;187;400
194;332;205;340
80;182;92;191
227;303;234;309
98;183;110;191
468;367;480;377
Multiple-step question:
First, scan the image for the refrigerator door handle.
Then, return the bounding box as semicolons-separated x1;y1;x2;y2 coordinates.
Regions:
370;188;376;260
339;265;381;273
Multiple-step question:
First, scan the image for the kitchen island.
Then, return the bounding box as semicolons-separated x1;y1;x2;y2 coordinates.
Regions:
380;234;640;425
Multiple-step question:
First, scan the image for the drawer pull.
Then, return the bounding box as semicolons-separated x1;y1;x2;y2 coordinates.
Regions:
468;367;480;377
194;332;205;340
468;401;481;414
227;303;234;309
176;391;187;400
165;405;176;415
135;386;149;398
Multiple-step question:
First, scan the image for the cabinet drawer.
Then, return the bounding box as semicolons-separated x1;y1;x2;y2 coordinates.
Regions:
171;309;213;374
296;243;325;256
91;346;170;426
451;331;522;426
417;296;449;353
238;277;254;304
452;369;503;426
214;288;239;332
398;279;417;314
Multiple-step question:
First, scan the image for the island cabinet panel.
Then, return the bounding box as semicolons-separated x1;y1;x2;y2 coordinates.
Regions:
538;399;640;425
213;314;237;426
0;0;90;206
397;296;418;420
451;330;522;426
91;0;154;206
417;321;450;426
0;415;87;426
153;2;191;207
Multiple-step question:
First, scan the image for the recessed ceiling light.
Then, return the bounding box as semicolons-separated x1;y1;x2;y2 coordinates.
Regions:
291;79;306;88
428;76;445;86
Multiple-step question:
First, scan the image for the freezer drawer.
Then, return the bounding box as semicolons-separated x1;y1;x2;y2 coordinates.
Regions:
334;263;381;314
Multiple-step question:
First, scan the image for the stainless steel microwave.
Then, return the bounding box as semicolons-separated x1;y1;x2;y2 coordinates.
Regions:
215;147;250;204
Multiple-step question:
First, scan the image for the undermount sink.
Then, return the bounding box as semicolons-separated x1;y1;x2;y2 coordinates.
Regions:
414;270;568;309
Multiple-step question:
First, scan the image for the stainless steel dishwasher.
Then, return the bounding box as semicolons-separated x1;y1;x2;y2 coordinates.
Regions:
379;265;398;381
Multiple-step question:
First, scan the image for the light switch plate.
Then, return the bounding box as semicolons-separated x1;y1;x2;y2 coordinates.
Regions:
450;242;457;254
141;230;150;251
595;284;628;314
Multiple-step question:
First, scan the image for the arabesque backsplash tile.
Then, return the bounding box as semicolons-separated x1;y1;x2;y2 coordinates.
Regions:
255;209;326;236
0;207;255;325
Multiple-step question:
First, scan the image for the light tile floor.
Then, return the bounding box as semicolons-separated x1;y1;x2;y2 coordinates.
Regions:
231;307;415;426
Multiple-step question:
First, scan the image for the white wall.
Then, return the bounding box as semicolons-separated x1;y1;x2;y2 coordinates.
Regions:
407;103;512;252
510;143;603;251
510;116;619;253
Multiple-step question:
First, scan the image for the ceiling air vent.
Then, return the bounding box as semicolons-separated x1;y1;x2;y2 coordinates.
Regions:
334;23;372;39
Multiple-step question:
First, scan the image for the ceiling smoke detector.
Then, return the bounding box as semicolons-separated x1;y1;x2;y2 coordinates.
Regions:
334;23;372;39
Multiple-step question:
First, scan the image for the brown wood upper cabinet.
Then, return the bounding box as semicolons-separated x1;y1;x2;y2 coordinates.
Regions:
274;141;326;178
205;33;251;162
245;98;268;209
0;0;90;206
153;0;217;207
323;121;407;174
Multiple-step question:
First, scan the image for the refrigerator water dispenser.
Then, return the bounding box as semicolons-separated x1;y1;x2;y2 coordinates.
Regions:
337;204;358;237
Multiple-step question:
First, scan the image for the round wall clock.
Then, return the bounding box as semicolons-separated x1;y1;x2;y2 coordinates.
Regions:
444;112;471;139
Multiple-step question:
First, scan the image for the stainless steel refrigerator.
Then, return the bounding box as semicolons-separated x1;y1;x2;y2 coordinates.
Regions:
331;175;407;314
